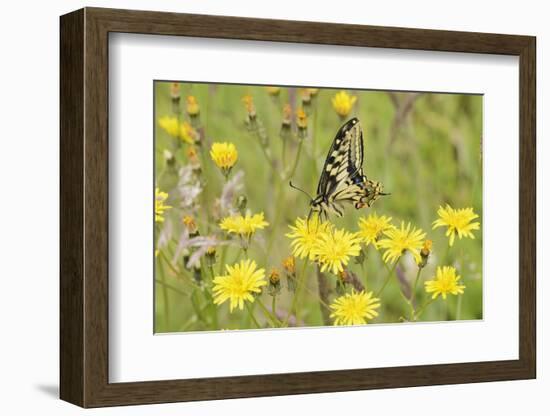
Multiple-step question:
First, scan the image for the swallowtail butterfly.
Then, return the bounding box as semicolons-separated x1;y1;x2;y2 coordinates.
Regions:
292;118;388;221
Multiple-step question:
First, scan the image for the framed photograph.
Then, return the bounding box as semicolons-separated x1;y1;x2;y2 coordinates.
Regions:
60;7;536;408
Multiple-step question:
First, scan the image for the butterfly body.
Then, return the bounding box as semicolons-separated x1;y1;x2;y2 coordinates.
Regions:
308;118;386;220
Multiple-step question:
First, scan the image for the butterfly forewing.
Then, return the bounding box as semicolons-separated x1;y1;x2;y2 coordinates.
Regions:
317;118;362;195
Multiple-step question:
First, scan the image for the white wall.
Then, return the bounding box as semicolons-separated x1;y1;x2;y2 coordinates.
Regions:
0;1;545;414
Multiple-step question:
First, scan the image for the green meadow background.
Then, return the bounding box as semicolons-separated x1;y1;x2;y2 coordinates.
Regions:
154;81;483;333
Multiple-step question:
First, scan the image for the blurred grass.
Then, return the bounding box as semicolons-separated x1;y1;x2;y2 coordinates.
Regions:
154;81;482;332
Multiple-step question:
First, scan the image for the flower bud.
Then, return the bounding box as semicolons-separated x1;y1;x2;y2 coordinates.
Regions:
280;104;292;140
300;89;312;111
268;268;281;296
353;247;366;265
237;195;248;216
186;146;201;174
242;94;256;122
170;83;181;113
336;272;347;295
186;95;200;117
266;86;280;96
296;108;308;139
205;246;217;267
182;215;199;237
282;256;297;292
163;149;175;167
418;239;432;268
192;265;202;285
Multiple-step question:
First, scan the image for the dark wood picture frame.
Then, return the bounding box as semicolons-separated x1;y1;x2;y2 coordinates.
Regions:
60;7;536;408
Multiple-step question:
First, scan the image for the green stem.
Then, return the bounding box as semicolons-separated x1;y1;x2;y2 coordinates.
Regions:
272;295;277;317
456;247;465;320
159;250;200;289
203;286;219;330
157;258;171;330
197;142;213;233
360;262;367;289
412;267;422;301
414;298;436;320
256;297;281;327
284;260;308;326
265;179;286;261
218;245;228;275
375;260;398;298
316;266;332;326
282;136;287;171
456;294;463;320
285;137;304;181
155;279;188;297
407;267;423;321
443;243;452;264
312;103;319;173
228;248;244;265
245;302;261;328
190;289;207;324
252;123;281;180
179;303;211;332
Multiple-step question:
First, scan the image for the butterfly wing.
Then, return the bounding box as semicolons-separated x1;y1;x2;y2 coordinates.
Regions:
316;117;361;196
313;118;368;216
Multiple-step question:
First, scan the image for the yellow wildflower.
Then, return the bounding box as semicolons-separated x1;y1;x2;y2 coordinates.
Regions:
155;187;172;223
425;266;466;300
432;205;480;246
377;221;426;264
331;91;357;117
357;213;394;247
330;289;380;325
210;142;238;176
311;228;362;274
158;115;180;137
219;212;269;237
179;121;195;144
186;95;200;116
266;86;281;96
212;259;267;312
158;116;195;144
286;216;331;260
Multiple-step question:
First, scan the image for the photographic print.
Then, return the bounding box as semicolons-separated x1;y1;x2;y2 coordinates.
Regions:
154;82;482;333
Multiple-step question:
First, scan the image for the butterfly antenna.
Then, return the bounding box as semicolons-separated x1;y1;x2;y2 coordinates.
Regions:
289;181;314;201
